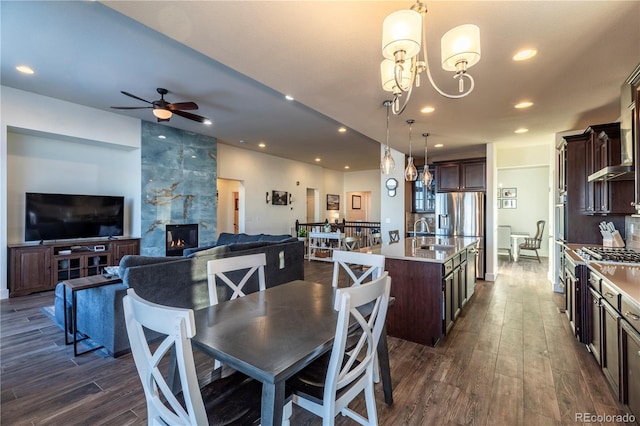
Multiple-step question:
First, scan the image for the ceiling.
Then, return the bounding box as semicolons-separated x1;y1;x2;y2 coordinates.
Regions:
2;1;639;171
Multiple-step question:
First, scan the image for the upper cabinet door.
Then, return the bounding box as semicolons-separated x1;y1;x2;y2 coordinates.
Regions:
436;163;461;192
461;162;486;190
436;160;486;192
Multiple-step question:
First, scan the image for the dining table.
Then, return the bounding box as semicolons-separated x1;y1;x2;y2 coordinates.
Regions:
189;279;393;426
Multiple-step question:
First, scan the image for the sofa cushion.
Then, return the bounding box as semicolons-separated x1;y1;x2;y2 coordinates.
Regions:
187;244;230;258
118;255;179;278
215;232;240;246
259;234;295;242
236;233;263;243
228;241;268;251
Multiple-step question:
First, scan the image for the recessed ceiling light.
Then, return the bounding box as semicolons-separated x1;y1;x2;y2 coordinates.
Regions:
191;155;196;159
344;165;350;169
16;65;34;74
515;128;529;134
338;127;347;133
513;49;537;61
258;142;266;148
239;140;245;143
203;119;212;125
158;135;166;139
514;101;533;109
315;158;321;162
421;106;435;113
434;143;444;148
285;95;294;101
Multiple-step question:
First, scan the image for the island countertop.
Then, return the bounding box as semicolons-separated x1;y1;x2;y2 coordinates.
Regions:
370;237;479;263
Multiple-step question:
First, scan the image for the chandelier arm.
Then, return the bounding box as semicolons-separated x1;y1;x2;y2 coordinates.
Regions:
391;56;417;115
420;16;476;100
392;83;414;115
425;66;475;99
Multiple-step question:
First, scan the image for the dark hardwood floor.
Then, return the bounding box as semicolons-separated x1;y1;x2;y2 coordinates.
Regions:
1;258;635;425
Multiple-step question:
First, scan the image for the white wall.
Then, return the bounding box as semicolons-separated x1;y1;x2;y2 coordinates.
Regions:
217;143;382;235
1;86;141;299
345;170;381;222
497;166;550;257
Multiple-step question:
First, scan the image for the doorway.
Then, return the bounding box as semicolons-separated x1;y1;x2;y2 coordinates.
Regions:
217;178;244;235
306;188;318;222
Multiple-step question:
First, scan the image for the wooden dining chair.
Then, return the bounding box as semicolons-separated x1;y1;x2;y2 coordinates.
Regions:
519;220;545;263
388;230;400;243
206;253;266;306
342;236;360;251
123;288;292;426
287;272;391;426
331;250;385;288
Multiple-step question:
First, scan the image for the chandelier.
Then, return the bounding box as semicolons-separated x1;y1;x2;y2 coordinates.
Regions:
380;1;481;115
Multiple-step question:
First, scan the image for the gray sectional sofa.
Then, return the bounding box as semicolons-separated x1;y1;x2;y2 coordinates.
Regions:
54;233;304;357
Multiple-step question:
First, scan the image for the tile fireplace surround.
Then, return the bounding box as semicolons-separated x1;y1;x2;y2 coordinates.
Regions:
140;121;217;257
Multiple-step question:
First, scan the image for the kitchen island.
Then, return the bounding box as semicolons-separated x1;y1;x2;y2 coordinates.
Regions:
371;237;479;346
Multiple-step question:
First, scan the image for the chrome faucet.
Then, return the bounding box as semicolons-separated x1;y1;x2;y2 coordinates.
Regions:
412;218;428;249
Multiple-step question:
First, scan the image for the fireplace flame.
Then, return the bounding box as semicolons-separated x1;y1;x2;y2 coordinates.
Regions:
170;239;186;248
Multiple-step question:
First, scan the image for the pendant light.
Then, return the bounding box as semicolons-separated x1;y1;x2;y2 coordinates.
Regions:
380;100;395;174
404;119;418;181
422;132;433;188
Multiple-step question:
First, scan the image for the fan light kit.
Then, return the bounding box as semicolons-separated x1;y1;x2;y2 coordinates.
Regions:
111;88;211;124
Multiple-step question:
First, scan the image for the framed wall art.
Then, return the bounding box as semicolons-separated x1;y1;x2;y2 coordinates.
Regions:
502;199;517;209
352;195;361;210
501;188;517;198
326;194;340;210
272;190;288;206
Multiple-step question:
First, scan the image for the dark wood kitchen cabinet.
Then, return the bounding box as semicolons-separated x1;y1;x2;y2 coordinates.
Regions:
628;65;640;213
588;286;602;365
621;310;640;420
601;296;621;397
412;165;436;212
435;159;485;192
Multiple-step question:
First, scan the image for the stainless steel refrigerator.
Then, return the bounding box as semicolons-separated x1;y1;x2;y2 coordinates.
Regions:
435;192;485;279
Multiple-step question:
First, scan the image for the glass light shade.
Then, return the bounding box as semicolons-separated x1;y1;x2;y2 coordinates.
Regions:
405;156;418;181
153;108;173;120
441;24;481;71
422;166;433;186
380;59;412;92
380;146;395;174
382;9;422;61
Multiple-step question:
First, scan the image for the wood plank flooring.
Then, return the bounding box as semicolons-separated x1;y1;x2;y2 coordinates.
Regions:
1;258;636;425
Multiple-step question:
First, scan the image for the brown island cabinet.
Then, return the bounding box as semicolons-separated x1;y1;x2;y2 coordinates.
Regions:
370;236;478;346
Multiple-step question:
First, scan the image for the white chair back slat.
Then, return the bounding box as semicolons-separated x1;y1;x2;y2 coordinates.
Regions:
207;253;267;305
331;250;385;288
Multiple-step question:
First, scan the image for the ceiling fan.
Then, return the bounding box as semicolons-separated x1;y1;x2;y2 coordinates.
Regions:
111;88;211;124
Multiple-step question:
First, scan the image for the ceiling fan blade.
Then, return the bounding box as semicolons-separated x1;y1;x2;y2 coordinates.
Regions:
172;109;209;123
167;101;198;111
120;91;153;104
110;106;153;110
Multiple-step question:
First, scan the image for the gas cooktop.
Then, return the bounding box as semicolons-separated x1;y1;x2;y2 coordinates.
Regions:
576;247;640;264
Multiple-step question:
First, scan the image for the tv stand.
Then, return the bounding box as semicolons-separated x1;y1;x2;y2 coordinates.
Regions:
7;237;140;297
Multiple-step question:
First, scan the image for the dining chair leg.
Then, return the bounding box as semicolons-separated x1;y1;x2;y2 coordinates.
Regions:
377;326;393;405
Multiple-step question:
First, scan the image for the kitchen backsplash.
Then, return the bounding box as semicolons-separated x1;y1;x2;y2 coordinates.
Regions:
406;212;435;234
625;215;640;250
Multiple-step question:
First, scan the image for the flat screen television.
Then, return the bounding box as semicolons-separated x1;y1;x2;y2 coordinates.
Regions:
25;192;125;242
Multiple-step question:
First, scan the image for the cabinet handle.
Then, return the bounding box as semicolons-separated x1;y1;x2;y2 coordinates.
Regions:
625;311;640;321
604;292;615;299
593;299;600;306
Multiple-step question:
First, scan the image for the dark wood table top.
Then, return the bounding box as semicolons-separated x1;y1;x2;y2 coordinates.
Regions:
191;280;338;384
62;274;122;291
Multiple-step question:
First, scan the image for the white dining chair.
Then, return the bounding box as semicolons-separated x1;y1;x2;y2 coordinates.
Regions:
123;288;292;426
288;272;391;426
207;253;266;306
331;250;385;288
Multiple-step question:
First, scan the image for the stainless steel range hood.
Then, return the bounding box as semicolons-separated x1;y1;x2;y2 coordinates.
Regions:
588;165;634;182
588;76;636;183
